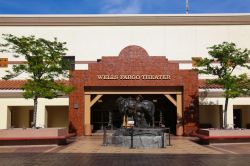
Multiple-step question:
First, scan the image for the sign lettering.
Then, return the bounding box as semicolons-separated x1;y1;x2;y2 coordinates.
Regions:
97;74;171;80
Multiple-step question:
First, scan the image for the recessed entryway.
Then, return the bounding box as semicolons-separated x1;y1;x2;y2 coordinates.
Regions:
46;106;69;129
9;106;33;128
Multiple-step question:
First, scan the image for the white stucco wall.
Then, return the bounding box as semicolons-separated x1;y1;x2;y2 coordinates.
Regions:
0;98;68;129
1;25;250;79
200;97;250;128
0;25;250;61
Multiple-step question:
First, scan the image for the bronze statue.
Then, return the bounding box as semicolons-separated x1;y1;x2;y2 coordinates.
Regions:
116;96;155;128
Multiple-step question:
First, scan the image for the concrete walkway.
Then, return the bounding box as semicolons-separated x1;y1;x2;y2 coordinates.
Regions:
1;135;250;166
58;135;222;154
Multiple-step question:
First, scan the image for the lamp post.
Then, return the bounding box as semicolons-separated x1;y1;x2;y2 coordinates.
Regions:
186;0;189;15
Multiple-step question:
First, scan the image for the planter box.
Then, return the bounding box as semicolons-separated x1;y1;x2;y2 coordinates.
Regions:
196;129;250;144
0;128;71;145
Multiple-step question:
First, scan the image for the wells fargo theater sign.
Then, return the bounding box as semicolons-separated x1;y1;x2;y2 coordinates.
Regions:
97;74;171;80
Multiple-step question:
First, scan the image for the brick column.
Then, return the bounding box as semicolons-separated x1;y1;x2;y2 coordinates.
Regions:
69;70;85;136
182;70;199;136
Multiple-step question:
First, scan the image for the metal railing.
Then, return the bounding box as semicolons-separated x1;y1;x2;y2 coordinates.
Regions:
129;127;172;149
103;126;172;148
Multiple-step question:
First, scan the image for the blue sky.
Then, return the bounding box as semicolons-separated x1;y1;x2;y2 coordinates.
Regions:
0;0;250;14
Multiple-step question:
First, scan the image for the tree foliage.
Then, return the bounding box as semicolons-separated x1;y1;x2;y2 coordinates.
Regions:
0;34;73;127
196;42;250;128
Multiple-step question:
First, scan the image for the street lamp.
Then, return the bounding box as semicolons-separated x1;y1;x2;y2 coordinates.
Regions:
186;0;189;15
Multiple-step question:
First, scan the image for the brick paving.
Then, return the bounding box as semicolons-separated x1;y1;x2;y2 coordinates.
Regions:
0;136;250;166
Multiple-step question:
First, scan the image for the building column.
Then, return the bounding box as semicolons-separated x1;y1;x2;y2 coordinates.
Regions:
7;106;11;128
84;94;103;135
44;106;48;128
0;105;8;129
224;101;234;128
84;95;91;135
176;94;183;136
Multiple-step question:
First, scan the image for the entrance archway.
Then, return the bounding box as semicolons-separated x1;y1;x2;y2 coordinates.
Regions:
84;90;183;136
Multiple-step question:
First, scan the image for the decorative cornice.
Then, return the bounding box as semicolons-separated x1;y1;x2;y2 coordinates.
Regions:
1;14;250;26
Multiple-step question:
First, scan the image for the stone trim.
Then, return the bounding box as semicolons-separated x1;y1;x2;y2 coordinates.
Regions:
0;14;250;26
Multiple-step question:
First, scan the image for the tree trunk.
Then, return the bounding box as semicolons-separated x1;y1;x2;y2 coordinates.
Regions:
224;97;229;128
32;96;38;128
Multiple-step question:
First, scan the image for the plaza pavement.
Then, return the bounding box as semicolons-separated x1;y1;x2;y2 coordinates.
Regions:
0;135;250;165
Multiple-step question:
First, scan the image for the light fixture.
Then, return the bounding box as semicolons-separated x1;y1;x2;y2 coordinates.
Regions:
74;103;79;109
189;102;194;112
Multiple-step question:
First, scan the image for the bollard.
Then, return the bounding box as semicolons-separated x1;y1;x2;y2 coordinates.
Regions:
103;126;107;146
168;128;172;146
130;127;135;149
161;130;165;148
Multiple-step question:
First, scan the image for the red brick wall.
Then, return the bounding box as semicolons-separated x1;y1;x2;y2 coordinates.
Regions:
69;45;199;136
69;70;85;136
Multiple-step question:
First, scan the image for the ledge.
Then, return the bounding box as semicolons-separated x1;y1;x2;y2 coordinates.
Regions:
0;128;75;145
194;129;250;144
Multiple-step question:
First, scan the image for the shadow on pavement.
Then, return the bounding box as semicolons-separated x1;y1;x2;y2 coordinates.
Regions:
0;153;250;166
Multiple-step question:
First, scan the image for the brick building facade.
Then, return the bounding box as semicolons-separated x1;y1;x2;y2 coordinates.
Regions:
1;15;250;136
69;45;199;136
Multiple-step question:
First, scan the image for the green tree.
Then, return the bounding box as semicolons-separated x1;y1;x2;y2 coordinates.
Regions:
196;42;250;128
0;34;73;128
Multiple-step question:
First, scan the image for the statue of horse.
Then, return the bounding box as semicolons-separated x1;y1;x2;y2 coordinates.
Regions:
116;96;155;128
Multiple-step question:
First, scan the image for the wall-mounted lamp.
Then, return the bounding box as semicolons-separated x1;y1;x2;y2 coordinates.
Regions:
98;100;103;103
189;102;194;112
153;99;157;103
74;103;79;109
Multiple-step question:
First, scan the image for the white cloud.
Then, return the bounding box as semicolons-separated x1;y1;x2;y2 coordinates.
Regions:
100;0;142;14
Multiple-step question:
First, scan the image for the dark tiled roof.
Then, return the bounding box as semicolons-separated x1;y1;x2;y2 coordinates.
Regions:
198;79;223;89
